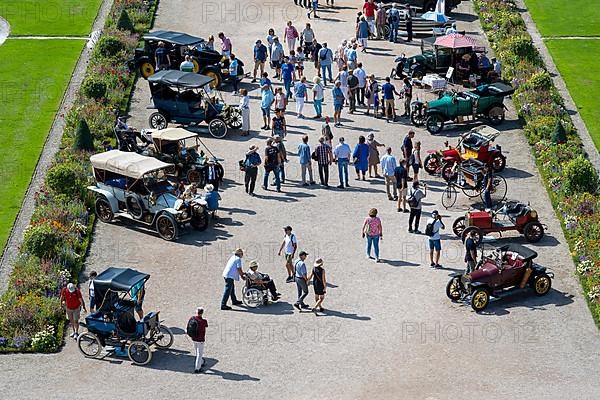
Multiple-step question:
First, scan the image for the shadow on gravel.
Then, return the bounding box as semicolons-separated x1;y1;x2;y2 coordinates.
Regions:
476;288;575;316
380;259;420;268
147;353;260;380
315;309;371;321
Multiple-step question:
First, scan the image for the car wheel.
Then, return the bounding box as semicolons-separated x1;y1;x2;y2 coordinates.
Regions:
452;216;466;237
410;110;426;127
127;341;152;366
190;208;209;231
140;62;155;78
156;214;178;241
227;108;243;129
471;288;490;312
462;226;483;245
532;273;552;296
446;277;463;301
191;58;200;73
491;155;506;172
208;118;228;138
149;112;168;130
426;114;444;134
95;197;114;223
125;195;144;220
204;70;222;88
77;332;102;358
412;70;424;80
187;169;201;183
423;154;440;175
523;221;544;243
154;325;174;349
487;105;505;125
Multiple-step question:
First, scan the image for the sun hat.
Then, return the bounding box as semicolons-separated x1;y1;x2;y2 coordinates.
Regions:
249;260;259;269
368;133;375;139
314;258;323;267
205;184;214;191
283;225;293;231
234;248;244;255
67;283;76;293
249;145;258;151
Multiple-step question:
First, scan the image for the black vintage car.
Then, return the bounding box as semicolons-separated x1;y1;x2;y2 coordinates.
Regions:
128;30;244;88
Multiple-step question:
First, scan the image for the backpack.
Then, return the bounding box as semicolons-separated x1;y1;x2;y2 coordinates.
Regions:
407;190;418;208
186;317;198;338
425;222;435;237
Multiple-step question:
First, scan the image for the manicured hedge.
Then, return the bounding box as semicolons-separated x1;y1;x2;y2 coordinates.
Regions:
475;0;600;326
0;0;159;353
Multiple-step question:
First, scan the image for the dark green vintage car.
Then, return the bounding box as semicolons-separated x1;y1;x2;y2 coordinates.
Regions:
420;83;514;134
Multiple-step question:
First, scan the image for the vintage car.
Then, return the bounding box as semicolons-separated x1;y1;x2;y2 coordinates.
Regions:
380;8;455;39
88;150;209;241
147;70;241;138
423;125;506;179
446;244;553;312
77;267;174;365
452;201;545;244
422;83;515;134
380;0;462;13
128;30;244;87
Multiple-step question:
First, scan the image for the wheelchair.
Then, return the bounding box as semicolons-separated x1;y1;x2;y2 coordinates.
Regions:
242;276;275;308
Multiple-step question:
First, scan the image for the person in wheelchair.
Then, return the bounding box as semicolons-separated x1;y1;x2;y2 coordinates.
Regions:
246;260;280;301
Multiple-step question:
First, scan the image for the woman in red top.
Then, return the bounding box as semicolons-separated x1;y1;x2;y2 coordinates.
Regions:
60;283;87;338
362;208;383;262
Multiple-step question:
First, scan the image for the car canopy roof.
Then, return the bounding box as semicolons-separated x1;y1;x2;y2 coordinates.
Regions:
143;30;204;45
151;127;198;142
94;267;150;292
148;70;214;88
498;244;538;261
485;82;515;96
90;150;173;179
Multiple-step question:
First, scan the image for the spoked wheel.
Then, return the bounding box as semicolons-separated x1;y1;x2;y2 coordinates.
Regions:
242;288;263;308
471;288;490;312
204;70;222;88
208;118;228;138
187;169;201;183
480;175;507;205
426;114;445;134
446;277;463;301
154;325;174;349
441;161;457;182
462;185;481;198
523;221;544;243
227;109;243;129
77;332;102;358
95;197;114;223
532;274;552;296
452;216;466;237
156;214;178;241
190;208;209;231
149;112;168;130
487;105;505;126
140;62;155;78
441;185;458;209
491;155;506;172
410;109;426;127
423;154;440;175
128;341;152;365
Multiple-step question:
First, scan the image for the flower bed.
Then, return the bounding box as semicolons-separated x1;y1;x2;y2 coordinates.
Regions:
475;0;600;326
0;0;158;353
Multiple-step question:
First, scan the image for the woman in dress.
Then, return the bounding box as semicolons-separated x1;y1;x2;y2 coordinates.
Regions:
367;133;385;178
362;208;383;262
309;258;327;312
365;74;379;117
352;135;369;180
238;89;251;136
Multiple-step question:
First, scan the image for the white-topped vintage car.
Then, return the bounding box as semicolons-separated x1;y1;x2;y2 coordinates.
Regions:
88;150;209;241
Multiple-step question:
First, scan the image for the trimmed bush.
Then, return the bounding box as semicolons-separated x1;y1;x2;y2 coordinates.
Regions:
116;9;135;32
72;119;95;151
22;223;64;259
45;163;82;198
563;156;599;195
551;119;567;144
95;36;125;58
81;78;107;100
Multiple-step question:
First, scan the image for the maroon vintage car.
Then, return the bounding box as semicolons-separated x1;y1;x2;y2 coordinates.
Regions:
446;244;553;312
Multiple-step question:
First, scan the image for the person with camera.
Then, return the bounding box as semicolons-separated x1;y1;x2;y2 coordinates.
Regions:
407;181;426;233
426;210;445;268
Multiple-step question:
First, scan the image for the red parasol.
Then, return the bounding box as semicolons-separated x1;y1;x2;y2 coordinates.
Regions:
434;33;478;49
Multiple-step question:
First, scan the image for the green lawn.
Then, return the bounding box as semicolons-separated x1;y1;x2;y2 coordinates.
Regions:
0;39;84;249
1;0;103;36
524;0;600;37
545;39;600;149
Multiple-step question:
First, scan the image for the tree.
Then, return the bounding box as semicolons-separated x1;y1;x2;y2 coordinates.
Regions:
72;119;94;151
116;9;134;32
551;119;567;144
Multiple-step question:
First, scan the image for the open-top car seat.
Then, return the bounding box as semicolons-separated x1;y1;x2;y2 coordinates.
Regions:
116;312;138;337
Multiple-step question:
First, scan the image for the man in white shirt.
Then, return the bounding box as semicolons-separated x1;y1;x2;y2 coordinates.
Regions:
380;146;398;200
334;136;352;188
492;58;502;78
353;63;367;106
426;210;445;268
278;226;298;283
336;65;349;103
221;248;245;310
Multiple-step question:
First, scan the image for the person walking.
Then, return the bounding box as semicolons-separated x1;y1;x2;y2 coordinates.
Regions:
334;136;351;188
376;3;386;39
312;76;324;118
263;138;282;192
347;70;359;113
284;21;299;53
243;145;261;195
336;39;348;71
252;40;268;83
357;17;370;52
426;210;445;268
60;282;87;338
407;181;427;233
353;135;369;180
278;226;298;283
315;136;333;187
410;141;422;182
367;133;385;178
301;23;315;57
321;117;333;146
354;63;367;106
308;258;327;312
282;57;295;99
271;37;284;79
293;251;311;310
482;164;494;209
271;108;287;138
318;42;334;85
274;135;288;184
187;307;208;373
332;80;345;127
381;77;400;122
239;88;250;135
294;76;308;118
401;77;412;118
218;32;232;56
260;84;274;130
311;38;323;76
366;74;379;116
387;3;401;43
464;229;479;273
266;28;276;60
307;0;320;19
394;158;409;212
363;0;377;37
298;135;316;186
221;248;245;310
380;147;398;201
362;208;383;262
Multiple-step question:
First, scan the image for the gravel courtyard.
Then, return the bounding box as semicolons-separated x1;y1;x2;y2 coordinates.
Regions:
1;2;599;399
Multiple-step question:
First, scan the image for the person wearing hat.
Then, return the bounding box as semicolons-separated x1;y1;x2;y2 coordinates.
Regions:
308;258;327;312
278;226;298;283
155;41;170;71
221;248;246;310
203;184;221;216
187;307;208;373
246;260;280;300
204;158;221;191
252;39;268;83
293;251;311;310
244;145;262;195
60;282;87;338
263;138;282;192
426;210;445;268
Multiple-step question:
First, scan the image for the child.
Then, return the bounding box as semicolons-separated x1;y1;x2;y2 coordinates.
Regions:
288;50;298;81
295;46;305;79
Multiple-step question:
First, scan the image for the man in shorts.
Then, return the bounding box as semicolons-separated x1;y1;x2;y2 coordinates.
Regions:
260;84;274;130
278;225;298;283
426;210;445;268
60;283;87;338
252;40;268;83
381;77;400;122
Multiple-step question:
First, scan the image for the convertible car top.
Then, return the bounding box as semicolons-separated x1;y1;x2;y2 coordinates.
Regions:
148;70;215;88
496;243;538;261
143;30;205;46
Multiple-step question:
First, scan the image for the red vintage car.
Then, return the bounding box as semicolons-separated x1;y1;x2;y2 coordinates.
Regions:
446;244;553;312
423;126;506;181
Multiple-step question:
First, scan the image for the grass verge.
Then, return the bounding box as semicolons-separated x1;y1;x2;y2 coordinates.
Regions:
523;0;600;37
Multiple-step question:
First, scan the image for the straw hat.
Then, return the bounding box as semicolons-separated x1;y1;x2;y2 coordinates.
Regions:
314;258;324;267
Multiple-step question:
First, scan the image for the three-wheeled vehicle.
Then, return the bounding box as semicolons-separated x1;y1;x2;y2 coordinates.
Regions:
128;30;244;87
77;267;174;365
446;244;553;312
88;150;209;241
147;70;241;138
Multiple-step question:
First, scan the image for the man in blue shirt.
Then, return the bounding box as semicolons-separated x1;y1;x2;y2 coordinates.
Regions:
155;41;170;71
387;4;401;43
260;84;274;130
318;42;334;85
229;54;239;94
281;57;295;99
203;184;221;212
252;40;268;83
380;147;398;200
332;80;345;127
293;251;310;310
381;77;399;122
394;158;409;212
221;248;245;310
298;135;315;186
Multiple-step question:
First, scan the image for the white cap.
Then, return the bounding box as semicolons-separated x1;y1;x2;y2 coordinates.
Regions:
67;283;76;293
